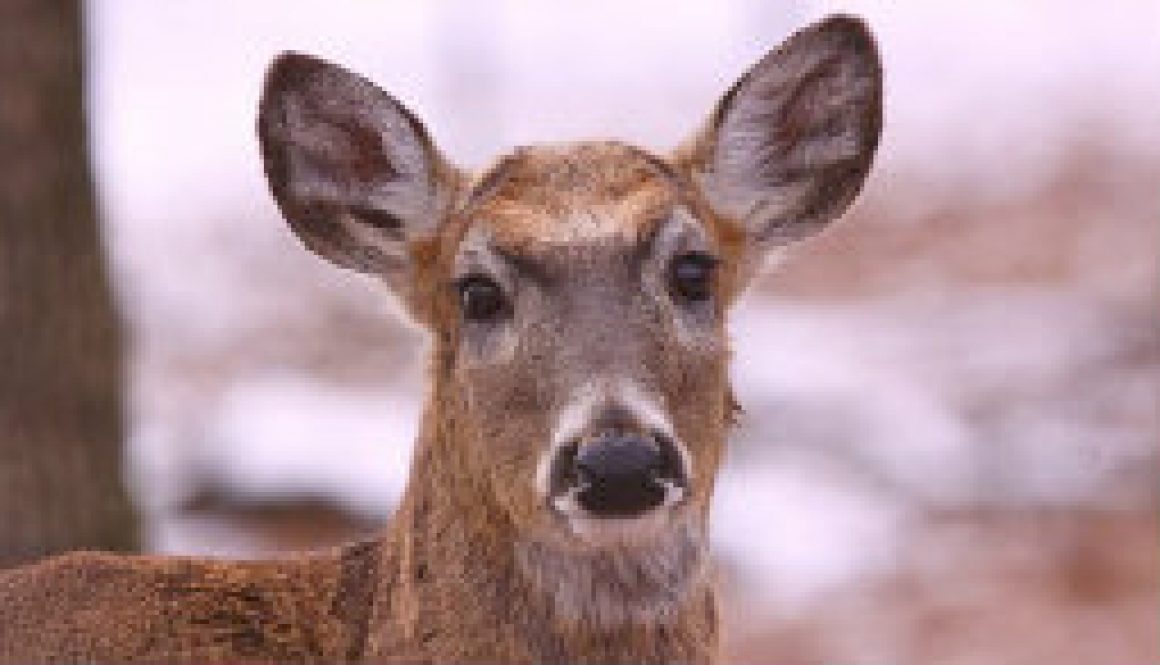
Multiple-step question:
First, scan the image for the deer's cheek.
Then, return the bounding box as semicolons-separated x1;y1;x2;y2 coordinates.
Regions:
455;323;518;368
478;430;554;525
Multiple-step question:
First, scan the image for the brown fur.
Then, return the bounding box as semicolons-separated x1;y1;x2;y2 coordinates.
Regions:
466;143;678;243
0;14;881;664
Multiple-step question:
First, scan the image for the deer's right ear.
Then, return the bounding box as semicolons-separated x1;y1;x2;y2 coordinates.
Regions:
679;15;883;288
258;53;455;286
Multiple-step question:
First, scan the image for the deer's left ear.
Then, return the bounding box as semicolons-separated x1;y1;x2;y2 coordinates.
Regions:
679;15;883;285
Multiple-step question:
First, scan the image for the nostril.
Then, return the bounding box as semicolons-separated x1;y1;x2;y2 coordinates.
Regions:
652;432;687;487
548;441;580;497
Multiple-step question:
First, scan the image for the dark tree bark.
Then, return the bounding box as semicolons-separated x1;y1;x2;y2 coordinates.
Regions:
0;0;138;567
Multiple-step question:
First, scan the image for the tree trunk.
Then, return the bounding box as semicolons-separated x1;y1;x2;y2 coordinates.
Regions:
0;0;138;567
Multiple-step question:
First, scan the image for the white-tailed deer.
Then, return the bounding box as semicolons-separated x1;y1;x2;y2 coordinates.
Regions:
0;15;881;663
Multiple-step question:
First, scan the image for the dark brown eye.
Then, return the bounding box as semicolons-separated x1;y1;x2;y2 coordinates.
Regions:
669;252;717;302
457;275;509;322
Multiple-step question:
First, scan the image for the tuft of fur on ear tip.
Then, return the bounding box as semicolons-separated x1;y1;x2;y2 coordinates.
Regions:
257;53;334;238
261;52;332;103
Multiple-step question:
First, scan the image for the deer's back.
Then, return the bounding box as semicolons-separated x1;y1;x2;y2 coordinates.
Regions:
0;539;380;663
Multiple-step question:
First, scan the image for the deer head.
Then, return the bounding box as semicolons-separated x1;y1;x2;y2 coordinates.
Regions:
257;14;881;623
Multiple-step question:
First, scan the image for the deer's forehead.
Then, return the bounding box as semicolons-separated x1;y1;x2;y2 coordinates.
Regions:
462;143;681;248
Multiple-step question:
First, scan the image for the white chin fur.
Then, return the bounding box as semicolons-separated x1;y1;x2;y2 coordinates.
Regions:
516;513;707;629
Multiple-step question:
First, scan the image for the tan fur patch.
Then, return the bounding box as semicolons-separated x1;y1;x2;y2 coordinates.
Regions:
466;142;678;249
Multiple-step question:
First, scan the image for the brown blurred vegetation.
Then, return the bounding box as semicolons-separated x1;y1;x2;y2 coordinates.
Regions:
723;508;1158;665
771;144;1159;302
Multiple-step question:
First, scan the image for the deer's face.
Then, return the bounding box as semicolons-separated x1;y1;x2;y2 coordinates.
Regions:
439;144;733;545
257;16;881;550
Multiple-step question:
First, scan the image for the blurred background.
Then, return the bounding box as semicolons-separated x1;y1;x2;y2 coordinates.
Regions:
1;1;1157;663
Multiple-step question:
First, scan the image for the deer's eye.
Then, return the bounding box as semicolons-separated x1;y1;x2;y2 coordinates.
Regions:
457;275;509;322
669;252;717;303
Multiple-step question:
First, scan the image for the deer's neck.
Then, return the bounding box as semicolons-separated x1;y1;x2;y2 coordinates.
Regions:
364;376;718;664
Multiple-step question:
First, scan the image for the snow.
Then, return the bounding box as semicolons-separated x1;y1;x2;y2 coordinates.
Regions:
203;373;418;516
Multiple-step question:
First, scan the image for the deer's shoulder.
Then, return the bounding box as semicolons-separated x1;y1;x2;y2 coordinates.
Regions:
0;540;382;662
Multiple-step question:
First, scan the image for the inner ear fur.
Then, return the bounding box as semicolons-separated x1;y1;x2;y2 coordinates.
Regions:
257;52;460;286
676;14;883;273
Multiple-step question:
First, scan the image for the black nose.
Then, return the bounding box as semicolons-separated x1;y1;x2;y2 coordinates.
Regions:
569;433;681;518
